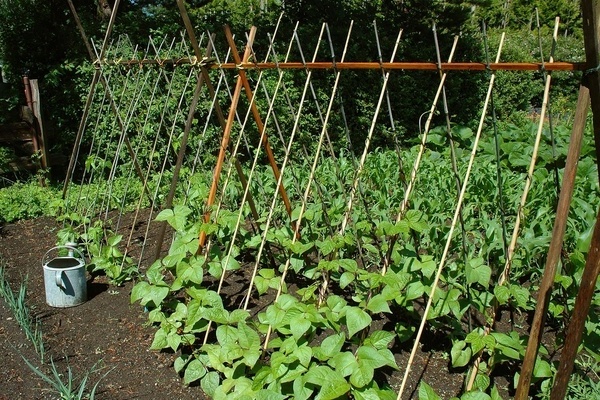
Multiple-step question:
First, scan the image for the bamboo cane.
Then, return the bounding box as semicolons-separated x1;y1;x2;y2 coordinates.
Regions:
467;18;560;392
397;32;506;400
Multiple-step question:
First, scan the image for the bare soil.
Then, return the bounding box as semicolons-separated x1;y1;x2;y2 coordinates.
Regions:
0;214;481;399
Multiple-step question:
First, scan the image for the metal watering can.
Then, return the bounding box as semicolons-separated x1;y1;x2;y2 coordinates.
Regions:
42;245;87;308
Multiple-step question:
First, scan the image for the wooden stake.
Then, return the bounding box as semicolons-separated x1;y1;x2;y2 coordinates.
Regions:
397;32;506;400
197;27;256;249
223;25;295;225
582;0;600;184
517;0;600;394
551;206;600;398
514;85;590;399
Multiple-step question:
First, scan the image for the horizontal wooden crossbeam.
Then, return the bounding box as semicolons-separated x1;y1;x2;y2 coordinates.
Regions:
98;58;585;71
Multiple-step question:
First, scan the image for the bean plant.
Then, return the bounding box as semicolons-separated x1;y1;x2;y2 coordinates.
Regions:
123;120;598;398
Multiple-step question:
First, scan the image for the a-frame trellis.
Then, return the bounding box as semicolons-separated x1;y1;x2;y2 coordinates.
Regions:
61;0;600;398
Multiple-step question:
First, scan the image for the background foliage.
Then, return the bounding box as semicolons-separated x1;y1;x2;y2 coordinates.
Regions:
0;0;586;177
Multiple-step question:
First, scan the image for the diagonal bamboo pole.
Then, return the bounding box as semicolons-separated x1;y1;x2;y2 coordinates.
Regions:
242;23;327;311
323;28;403;305
397;32;506;400
152;41;214;262
197;26;257;249
201;20;295;346
467;18;560;391
339;29;404;234
514;84;590;399
262;21;355;350
223;25;296;229
64;0;153;207
381;35;459;275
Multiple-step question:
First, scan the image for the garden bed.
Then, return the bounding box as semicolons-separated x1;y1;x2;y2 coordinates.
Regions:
0;213;478;399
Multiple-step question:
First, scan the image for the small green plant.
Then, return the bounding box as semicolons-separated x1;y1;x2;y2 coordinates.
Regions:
57;214;138;286
88;232;137;286
21;355;110;400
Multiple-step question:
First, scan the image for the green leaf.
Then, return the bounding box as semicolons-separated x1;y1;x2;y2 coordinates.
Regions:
201;371;220;397
320;332;345;358
494;285;510;305
183;359;206;385
473;373;491;391
256;389;286;400
155;209;174;222
461;391;491;400
330;351;358;377
238;322;261;350
364;330;395;350
466;258;492;288
350;358;374;388
255;275;270;295
510;284;531;309
405;210;428;233
295;345;313;368
356;345;396;369
167;331;182;351
106;234;123;247
406;281;425;300
395;323;416;342
346;307;372;338
290;315;312;339
451;340;472;367
216;325;237;345
340;271;355;289
490;385;502;400
174;355;189;373
130;281;169;308
533;358;552;378
418;381;441;400
415;256;436;279
150;328;168;350
293;377;314;400
366;294;391;313
317;238;336;256
313;368;351;400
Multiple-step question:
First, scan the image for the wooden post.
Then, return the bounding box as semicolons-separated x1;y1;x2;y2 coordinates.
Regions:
514;85;590;399
551;207;600;398
29;79;48;170
22;75;45;186
176;0;263;252
517;1;600;395
197;27;256;249
582;0;600;183
548;1;600;397
223;25;295;224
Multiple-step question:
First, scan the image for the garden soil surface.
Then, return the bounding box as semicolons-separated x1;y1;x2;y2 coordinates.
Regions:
0;213;507;399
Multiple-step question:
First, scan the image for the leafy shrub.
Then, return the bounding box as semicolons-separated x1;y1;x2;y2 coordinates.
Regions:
0;181;61;223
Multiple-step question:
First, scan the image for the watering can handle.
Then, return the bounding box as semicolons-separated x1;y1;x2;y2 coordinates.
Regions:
55;271;64;288
42;245;85;266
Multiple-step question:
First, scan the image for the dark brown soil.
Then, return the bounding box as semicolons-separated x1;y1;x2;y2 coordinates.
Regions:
0;214;469;399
